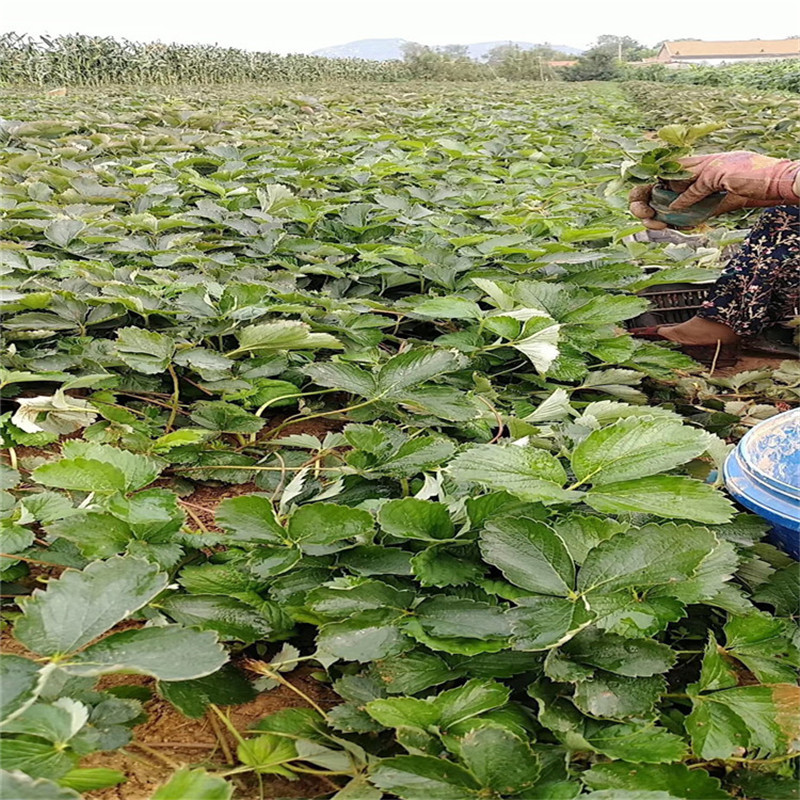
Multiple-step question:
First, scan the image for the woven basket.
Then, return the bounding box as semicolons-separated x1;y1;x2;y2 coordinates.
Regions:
628;283;712;328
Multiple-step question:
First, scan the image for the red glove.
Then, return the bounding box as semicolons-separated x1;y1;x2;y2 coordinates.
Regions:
670;151;800;210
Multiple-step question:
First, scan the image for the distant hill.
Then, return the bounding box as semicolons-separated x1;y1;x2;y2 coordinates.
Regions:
312;39;583;61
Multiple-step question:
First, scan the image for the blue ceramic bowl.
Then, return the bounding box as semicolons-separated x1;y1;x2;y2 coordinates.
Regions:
724;408;800;559
650;186;727;229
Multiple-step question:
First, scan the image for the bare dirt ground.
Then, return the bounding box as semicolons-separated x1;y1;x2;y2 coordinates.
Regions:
83;666;340;800
1;626;342;799
714;353;790;376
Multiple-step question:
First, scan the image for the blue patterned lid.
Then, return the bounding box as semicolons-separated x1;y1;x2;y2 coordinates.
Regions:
736;408;800;500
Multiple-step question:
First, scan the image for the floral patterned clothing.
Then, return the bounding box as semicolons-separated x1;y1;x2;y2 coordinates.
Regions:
698;206;800;336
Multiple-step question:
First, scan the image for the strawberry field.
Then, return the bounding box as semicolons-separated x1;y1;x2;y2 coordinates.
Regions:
1;81;799;800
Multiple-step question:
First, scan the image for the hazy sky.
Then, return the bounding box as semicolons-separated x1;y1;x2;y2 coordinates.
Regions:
6;0;798;54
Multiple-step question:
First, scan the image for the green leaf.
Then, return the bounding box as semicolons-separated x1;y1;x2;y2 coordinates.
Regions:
563;294;649;325
308;579;413;618
57;768;126;793
177;563;260;596
723;612;800;683
115;327;174;374
587;723;687;763
247;546;301;578
152;429;212;452
338;546;413;576
686;697;749;760
107;489;184;541
236;734;297;776
552;514;627;564
449;444;574;504
0;522;34;555
174;348;234;381
511;596;594;651
190;401;265;434
251;707;325;738
590;592;686;638
60;442;163;491
215;493;285;543
376;349;460;395
288;503;374;547
332;776;383;800
571;418;709;486
233;321;342;355
317;610;411;663
410;547;483;588
0;771;81;800
415;596;511;640
459;725;541;795
586;476;734;524
158;664;256;717
578;523;717;595
688;684;800;759
68;625;227;680
44;218;85;248
481;517;574;595
2;699;88;744
0;738;76;780
32;458;127;494
561;629;676;676
433;679;510;728
365;697;439;729
513;322;561;373
19;492;76;524
583;762;728;799
695;633;738;692
752;562;800;616
0;655;43;723
573;674;665;719
379;499;454;541
303;362;377;397
403;619;508;657
160;595;280;643
412;296;483;319
374;650;454;695
730;771;800;800
14;556;167;656
151;768;232;800
46;512;132;560
370;755;481;800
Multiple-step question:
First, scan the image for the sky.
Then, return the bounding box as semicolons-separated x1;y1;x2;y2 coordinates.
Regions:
5;0;798;54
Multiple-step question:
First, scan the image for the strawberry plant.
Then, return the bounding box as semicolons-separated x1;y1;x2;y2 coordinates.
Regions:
622;122;722;184
1;81;798;799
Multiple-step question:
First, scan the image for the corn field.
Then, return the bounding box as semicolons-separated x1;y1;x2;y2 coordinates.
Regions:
0;32;411;86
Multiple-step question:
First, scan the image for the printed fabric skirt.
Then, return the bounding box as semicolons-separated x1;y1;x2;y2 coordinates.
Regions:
698;205;800;336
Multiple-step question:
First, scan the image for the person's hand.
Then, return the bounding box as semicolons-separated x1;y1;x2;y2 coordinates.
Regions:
628;183;752;230
629;151;800;230
670;151;800;209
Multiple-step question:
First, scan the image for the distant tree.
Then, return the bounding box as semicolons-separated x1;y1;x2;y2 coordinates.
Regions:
563;50;621;81
440;44;469;58
401;41;483;80
592;34;658;62
484;43;559;80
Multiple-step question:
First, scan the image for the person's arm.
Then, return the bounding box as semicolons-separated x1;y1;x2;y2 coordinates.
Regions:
630;151;800;230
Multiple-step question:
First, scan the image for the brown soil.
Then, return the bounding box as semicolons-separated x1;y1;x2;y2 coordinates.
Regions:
713;353;788;377
180;482;260;531
2;627;341;799
179;414;346;531
0;629;35;657
264;414;344;440
84;665;340;800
